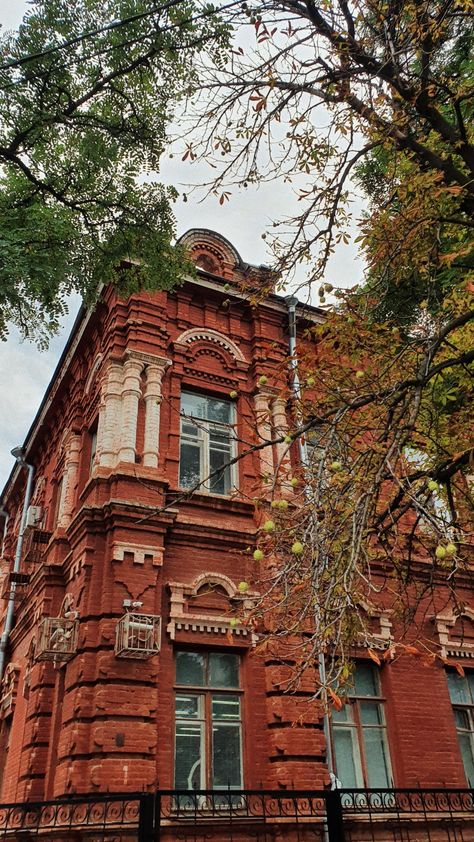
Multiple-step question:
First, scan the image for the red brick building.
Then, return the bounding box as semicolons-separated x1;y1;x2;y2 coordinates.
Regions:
0;230;472;840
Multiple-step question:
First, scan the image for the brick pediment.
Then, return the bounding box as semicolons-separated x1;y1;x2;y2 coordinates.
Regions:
434;608;474;659
167;573;257;643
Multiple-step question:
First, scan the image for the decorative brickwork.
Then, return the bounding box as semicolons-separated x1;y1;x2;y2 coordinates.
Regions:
0;228;472;809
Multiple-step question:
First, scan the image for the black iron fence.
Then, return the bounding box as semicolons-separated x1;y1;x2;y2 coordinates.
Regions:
0;788;473;841
0;793;144;841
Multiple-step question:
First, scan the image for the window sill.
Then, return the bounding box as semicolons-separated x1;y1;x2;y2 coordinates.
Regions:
167;489;254;514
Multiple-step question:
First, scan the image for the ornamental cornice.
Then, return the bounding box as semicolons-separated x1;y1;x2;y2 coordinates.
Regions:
123;349;172;369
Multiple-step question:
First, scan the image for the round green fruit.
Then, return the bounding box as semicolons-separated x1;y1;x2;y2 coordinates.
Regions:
253;549;264;562
355;370;364;378
263;520;276;533
229;390;238;399
291;541;304;555
306;377;315;387
446;543;457;556
428;480;438;492
290;477;299;488
330;461;342;472
435;546;447;560
258;375;268;385
229;618;238;628
284;435;292;444
238;580;250;592
278;500;289;510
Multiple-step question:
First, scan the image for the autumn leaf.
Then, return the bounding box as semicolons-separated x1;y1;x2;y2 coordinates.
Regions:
367;649;381;665
328;688;343;711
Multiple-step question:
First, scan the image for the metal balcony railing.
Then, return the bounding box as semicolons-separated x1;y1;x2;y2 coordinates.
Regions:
0;788;472;841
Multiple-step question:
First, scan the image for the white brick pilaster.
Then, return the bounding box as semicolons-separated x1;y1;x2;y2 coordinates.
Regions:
118;357;144;463
143;359;171;468
254;389;274;479
57;433;81;528
99;363;123;467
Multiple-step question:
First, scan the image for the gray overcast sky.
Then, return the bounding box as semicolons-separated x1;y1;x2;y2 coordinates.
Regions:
0;0;364;489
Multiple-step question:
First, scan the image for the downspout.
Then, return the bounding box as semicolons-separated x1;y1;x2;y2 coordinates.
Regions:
0;509;9;559
0;447;35;681
285;296;335;785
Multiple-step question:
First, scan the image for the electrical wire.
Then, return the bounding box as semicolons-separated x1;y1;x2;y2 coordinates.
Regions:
0;0;242;95
0;0;184;72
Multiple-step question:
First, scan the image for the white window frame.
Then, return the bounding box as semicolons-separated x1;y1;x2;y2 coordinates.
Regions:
179;393;237;496
174;652;244;792
332;662;393;789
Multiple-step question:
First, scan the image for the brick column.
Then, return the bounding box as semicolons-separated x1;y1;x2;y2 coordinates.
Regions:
57;433;81;528
143;359;171;468
254;389;274;479
99;363;123;467
271;397;292;496
272;397;290;468
118;357;144;463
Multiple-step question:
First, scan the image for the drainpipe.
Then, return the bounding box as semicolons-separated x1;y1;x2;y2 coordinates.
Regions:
0;447;35;681
0;509;9;559
285;297;335;786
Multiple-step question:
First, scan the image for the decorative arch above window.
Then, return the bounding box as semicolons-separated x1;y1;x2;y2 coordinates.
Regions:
84;353;104;395
0;662;20;719
175;328;247;364
178;229;244;280
434;609;474;659
167;573;257;642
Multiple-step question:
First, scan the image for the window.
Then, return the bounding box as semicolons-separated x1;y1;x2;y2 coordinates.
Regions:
174;651;243;790
332;663;392;788
179;392;236;495
89;428;97;473
447;671;474;786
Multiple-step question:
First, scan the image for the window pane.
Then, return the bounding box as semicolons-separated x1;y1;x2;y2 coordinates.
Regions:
182;421;200;438
179;442;202;489
458;733;474;787
209;427;232;446
209;653;240;688
333;727;363;787
447;672;470;704
212;695;240;720
181;393;232;424
212;723;242;788
175;723;204;789
468;673;474;703
332;704;354;724
360;701;384;726
354;664;379;697
176;694;201;719
209;446;232;494
454;708;470;730
176;652;206;686
363;727;391;788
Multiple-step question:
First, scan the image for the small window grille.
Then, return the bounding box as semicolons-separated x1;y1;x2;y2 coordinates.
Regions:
115;613;161;659
37;617;79;662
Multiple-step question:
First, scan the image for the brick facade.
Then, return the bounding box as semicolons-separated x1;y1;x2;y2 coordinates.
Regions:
0;229;472;809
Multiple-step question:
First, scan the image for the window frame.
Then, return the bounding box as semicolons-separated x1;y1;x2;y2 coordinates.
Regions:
174;650;244;791
179;391;237;496
447;670;474;786
331;662;393;789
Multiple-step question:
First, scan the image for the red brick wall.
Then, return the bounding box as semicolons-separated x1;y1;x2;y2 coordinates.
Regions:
0;232;472;803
